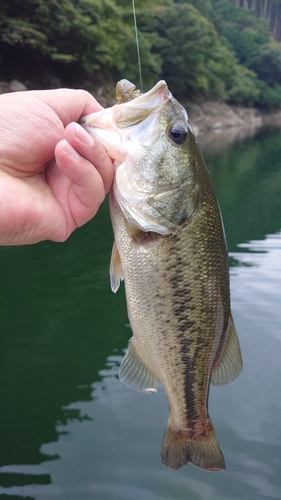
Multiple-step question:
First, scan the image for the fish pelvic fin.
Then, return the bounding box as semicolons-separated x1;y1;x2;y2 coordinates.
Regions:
161;419;225;471
119;340;158;393
211;314;243;386
109;241;124;293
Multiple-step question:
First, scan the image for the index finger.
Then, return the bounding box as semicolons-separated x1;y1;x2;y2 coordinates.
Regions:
34;88;104;126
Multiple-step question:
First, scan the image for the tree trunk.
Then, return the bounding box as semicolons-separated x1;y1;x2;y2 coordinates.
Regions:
236;0;281;42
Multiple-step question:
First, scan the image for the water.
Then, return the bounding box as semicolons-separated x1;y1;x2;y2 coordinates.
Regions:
0;126;280;500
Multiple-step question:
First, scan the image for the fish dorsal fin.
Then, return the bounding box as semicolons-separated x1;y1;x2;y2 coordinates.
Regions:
120;340;158;393
211;315;243;386
109;241;124;293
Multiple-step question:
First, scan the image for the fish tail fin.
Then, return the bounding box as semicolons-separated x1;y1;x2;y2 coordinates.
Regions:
161;419;225;471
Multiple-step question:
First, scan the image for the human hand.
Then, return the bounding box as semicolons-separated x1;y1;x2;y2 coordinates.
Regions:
0;89;114;245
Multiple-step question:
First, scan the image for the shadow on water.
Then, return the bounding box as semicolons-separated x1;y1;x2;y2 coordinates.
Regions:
0;126;281;498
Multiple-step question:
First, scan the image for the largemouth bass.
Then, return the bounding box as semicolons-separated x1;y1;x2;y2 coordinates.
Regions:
81;80;243;471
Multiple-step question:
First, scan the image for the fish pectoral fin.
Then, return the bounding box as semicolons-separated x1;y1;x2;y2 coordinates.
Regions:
119;340;158;393
211;314;243;386
109;241;124;293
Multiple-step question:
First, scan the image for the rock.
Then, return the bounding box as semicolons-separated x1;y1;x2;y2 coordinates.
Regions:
9;79;28;92
188;100;281;134
0;81;10;94
48;77;61;88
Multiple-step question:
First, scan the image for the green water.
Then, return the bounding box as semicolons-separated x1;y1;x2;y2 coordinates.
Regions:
0;126;280;500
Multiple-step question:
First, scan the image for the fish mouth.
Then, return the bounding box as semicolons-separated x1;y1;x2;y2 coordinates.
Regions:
81;80;170;129
117;80;170;109
80;80;171;164
113;81;170;129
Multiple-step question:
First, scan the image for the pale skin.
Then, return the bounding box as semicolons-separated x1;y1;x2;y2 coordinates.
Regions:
0;89;114;245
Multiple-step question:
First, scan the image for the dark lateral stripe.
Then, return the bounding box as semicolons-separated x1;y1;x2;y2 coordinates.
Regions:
178;336;198;422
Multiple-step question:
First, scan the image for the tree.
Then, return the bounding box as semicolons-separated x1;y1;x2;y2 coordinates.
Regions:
152;2;222;97
250;42;281;84
0;0;161;86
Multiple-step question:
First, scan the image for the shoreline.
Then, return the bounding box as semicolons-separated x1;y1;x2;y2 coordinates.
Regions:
188;100;281;136
187;101;281;153
2;79;281;140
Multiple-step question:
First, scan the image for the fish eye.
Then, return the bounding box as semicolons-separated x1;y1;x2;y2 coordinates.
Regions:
168;124;188;145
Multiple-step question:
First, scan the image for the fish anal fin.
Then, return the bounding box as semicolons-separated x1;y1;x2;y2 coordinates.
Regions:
119;340;158;393
161;419;225;471
211;315;243;386
109;241;124;293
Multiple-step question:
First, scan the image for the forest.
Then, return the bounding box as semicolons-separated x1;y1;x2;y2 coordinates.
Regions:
1;0;281;108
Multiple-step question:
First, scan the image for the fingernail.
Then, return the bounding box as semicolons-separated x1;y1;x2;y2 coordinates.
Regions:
63;139;80;159
75;123;94;146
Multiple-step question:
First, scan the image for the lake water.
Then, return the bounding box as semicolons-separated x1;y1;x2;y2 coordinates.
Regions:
0;126;280;500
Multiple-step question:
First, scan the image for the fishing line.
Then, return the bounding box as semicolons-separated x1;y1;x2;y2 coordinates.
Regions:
132;0;143;92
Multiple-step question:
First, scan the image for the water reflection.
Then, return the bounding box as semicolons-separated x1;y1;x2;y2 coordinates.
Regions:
0;203;128;498
0;127;281;499
196;123;264;155
0;469;51;488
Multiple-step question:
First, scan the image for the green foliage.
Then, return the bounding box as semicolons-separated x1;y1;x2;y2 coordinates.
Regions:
224;17;270;67
152;3;218;96
255;81;281;107
182;0;281;107
0;0;161;83
226;65;260;106
1;0;281;108
250;42;281;85
204;43;259;105
150;0;262;105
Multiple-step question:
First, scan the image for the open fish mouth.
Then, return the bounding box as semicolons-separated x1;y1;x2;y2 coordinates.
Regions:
80;80;170;131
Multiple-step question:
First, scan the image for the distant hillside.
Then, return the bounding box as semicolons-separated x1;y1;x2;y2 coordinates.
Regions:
1;0;281;109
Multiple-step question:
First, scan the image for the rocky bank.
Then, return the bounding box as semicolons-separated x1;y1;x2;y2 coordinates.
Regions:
188;100;281;135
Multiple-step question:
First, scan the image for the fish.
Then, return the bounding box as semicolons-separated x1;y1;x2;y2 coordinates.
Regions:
80;79;243;471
